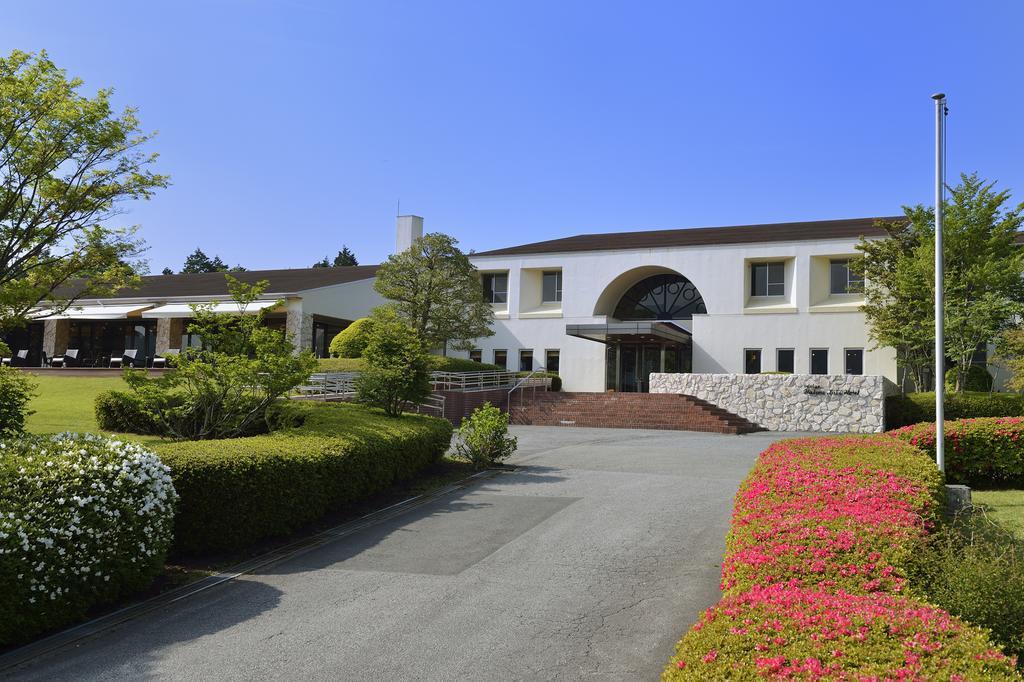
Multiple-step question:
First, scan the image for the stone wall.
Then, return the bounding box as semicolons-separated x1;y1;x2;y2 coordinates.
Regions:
649;373;895;433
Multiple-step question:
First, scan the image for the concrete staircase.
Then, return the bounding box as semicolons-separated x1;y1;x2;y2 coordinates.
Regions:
509;392;764;434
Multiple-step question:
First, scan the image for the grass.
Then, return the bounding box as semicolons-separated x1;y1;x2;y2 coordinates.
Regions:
973;489;1024;540
24;374;166;446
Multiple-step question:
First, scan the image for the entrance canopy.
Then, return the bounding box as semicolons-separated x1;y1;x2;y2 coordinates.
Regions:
565;321;692;345
141;300;280;318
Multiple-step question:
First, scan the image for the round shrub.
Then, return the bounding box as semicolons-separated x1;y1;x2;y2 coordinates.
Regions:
0;434;177;645
453;402;517;469
664;584;1018;680
0;366;35;438
329;317;373;358
946;365;994;393
890;417;1024;486
95;389;165;435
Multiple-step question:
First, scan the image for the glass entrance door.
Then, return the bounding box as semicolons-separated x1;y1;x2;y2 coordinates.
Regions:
605;342;689;392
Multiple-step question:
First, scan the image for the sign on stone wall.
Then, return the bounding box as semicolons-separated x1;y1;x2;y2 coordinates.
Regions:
649;373;895;433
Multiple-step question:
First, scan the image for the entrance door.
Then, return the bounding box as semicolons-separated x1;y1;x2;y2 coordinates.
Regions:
619;345;639;392
639;344;661;392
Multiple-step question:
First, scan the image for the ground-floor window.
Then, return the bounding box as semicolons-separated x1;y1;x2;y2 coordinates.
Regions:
493;349;507;369
744;349;762;374
776;348;794;373
312;319;345;358
545;349;560;373
469;349;482;363
810;348;829;375
519;349;534;372
845;348;864;375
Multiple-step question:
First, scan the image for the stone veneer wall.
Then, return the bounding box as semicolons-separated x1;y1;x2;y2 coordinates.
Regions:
649;373;895;433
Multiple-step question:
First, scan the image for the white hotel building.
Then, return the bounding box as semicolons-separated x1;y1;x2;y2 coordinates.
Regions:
441;215;902;393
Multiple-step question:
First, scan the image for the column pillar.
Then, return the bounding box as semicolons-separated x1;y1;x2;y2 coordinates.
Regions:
155;317;185;354
42;319;70;359
285;301;313;355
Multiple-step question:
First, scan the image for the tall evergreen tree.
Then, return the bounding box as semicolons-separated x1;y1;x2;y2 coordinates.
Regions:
312;245;359;268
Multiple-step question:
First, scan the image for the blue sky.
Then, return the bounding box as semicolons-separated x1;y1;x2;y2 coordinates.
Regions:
3;1;1023;271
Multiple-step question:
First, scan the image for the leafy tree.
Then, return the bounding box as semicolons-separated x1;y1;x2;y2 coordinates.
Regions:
313;245;358;268
124;275;316;439
0;50;167;331
373;232;494;353
354;308;431;417
161;267;174;275
995;327;1024;393
856;174;1024;392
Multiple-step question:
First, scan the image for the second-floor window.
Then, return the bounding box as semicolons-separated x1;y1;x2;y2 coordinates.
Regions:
542;270;562;303
830;259;864;294
482;273;508;304
750;262;785;297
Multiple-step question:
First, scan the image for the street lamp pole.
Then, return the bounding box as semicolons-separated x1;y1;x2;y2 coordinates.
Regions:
932;92;947;473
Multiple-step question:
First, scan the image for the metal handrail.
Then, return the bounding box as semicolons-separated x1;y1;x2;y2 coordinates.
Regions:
429;370;520;391
507;369;544;410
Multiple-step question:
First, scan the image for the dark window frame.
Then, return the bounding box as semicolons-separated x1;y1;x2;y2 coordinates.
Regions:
844;348;864;375
776;348;795;373
829;259;864;295
541;270;563;303
750;261;785;297
519;348;534;372
482;272;509;304
545;348;560;373
469;349;482;363
492;349;507;369
744;348;762;374
810;348;829;375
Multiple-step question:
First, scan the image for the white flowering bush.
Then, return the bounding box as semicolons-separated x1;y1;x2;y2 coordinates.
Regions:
0;433;177;645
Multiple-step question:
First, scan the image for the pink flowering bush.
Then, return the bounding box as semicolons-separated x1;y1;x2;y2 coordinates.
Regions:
665;584;1018;680
723;437;942;595
889;417;1024;486
662;436;1019;680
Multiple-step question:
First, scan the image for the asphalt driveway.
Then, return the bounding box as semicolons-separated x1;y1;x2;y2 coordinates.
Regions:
3;426;797;681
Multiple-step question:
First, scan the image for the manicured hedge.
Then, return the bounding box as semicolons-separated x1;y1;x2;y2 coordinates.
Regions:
154;401;453;554
0;434;177;646
886;391;1024;429
889;417;1024;486
95;389;164;434
662;436;1019;679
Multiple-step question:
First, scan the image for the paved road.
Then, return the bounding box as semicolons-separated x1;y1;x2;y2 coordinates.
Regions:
6;427;798;681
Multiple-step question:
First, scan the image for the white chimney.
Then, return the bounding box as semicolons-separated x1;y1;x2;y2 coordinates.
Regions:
396;215;424;253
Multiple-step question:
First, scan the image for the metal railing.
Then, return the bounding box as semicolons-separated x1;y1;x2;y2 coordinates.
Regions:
429;370;520;391
294;372;359;399
405;393;446;418
507;370;549;410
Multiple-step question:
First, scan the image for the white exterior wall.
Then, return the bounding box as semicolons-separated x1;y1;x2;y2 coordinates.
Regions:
296;278;384;321
466;237;897;392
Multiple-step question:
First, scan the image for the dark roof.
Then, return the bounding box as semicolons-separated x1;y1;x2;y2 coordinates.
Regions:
473;217;903;257
67;265;379;301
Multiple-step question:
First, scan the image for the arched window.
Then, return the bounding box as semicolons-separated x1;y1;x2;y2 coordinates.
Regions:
613;274;706;321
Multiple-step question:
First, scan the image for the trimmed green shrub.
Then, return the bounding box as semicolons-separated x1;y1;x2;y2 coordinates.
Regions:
328;317;373;358
886;391;1024;429
430;356;502;372
0;365;35;438
889;417;1024;486
154;401;452;554
0;434;177;646
517;370;561;391
95;389;166;435
318;357;366;372
355;310;431;417
453;402;517;469
947;364;995;393
910;515;1024;666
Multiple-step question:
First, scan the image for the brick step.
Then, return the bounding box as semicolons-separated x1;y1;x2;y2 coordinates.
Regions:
509;392;764;434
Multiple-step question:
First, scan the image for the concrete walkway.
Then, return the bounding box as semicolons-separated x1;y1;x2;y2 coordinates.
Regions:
5;427;799;681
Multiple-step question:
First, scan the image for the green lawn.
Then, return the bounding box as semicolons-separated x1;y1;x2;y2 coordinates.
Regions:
973;489;1024;539
24;374;165;446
